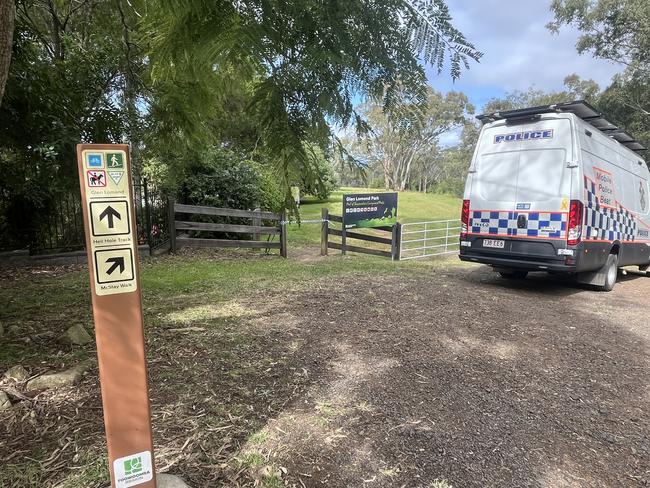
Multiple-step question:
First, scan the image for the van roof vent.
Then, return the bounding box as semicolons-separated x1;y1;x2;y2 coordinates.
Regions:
477;100;646;154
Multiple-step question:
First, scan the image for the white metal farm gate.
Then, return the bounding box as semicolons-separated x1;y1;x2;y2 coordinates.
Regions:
399;219;461;260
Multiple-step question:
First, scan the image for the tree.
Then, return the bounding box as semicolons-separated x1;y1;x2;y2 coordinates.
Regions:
548;0;650;73
598;72;650;149
0;0;144;250
351;88;473;191
0;0;15;105
482;75;601;114
433;122;479;196
549;0;650;154
144;0;482;203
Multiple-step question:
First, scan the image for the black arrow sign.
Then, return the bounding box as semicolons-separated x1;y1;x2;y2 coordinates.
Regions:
99;206;121;229
106;257;125;275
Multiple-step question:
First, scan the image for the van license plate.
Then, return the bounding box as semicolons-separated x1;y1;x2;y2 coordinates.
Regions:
483;239;505;249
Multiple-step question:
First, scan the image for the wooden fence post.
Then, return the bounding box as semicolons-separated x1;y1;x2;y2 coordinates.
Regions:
168;198;176;253
391;222;402;261
252;207;261;244
280;210;288;258
321;208;329;256
341;222;347;256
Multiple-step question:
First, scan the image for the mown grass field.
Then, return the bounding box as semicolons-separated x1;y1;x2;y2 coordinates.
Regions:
0;189;463;487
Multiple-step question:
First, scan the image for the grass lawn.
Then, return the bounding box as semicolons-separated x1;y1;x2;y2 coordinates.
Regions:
0;250;464;487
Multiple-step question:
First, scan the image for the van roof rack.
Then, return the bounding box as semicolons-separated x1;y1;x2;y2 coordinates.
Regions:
477;100;647;153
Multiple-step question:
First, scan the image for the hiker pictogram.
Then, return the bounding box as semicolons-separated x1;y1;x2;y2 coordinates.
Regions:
107;152;125;169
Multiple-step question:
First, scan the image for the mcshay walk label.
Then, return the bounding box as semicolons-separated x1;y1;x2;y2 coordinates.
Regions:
82;149;137;296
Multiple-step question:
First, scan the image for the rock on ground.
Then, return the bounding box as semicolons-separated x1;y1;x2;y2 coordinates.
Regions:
26;360;93;391
157;474;191;488
61;324;93;345
4;365;29;382
0;391;11;410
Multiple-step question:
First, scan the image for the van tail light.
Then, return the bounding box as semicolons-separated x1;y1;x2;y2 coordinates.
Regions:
460;199;470;239
567;199;583;246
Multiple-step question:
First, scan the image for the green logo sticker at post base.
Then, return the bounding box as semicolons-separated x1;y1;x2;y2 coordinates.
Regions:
107;152;125;169
113;450;152;487
124;456;142;475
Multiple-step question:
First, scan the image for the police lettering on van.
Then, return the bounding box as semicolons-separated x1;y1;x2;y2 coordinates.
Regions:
493;129;553;143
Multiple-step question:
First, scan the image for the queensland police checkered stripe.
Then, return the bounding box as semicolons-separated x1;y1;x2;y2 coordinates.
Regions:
470;211;567;238
584;177;637;241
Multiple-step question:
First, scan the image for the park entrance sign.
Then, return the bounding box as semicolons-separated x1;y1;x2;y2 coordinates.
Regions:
76;144;156;488
343;192;398;229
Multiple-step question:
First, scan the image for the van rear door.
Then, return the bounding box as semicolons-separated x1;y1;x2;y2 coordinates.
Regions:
470;118;573;241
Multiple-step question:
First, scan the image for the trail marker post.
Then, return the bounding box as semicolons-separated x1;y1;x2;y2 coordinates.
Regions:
76;144;156;488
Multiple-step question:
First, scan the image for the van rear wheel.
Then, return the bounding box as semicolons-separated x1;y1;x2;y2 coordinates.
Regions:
498;270;528;280
599;254;619;292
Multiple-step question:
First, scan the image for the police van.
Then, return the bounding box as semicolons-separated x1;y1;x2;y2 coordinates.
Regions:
459;101;650;291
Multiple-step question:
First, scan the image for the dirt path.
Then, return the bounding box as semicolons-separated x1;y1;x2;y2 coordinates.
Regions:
246;264;650;487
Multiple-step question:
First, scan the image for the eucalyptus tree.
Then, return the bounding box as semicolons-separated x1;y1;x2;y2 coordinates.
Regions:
351;88;473;190
548;0;650;74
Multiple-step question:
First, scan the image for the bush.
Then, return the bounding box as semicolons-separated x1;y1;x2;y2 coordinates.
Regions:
181;147;283;212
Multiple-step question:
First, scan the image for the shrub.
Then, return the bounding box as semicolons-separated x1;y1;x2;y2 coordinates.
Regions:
181;147;283;212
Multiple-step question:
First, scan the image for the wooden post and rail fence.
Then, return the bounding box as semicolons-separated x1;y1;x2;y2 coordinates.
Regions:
168;200;287;257
166;203;458;262
320;208;401;261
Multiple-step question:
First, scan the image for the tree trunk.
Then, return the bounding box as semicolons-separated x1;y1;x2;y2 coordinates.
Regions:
0;0;15;106
383;165;391;189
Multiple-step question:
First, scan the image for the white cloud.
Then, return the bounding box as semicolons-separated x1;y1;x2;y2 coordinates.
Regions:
429;0;623;109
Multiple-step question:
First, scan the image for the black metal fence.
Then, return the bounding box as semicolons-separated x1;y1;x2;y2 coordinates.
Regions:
30;192;85;253
27;180;169;255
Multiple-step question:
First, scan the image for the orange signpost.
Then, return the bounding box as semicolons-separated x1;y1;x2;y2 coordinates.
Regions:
76;144;156;488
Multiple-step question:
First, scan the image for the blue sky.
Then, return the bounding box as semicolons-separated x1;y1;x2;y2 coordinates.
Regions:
430;0;623;115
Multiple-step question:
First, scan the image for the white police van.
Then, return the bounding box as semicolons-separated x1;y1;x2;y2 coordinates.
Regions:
459;101;650;291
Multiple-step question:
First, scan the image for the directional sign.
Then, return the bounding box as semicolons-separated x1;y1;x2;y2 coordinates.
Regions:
80;149;135;296
90;200;130;237
94;248;134;284
76;144;156;488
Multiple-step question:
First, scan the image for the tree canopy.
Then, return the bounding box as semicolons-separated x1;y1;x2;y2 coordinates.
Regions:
0;0;481;250
549;0;650;150
144;0;482;198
